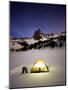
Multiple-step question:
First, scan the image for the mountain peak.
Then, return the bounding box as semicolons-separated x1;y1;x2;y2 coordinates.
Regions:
33;29;45;40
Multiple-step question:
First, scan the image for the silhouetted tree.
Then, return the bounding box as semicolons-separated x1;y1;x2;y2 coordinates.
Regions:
19;42;29;51
49;38;56;48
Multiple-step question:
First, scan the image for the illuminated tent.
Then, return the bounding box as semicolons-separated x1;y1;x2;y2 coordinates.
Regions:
30;60;49;73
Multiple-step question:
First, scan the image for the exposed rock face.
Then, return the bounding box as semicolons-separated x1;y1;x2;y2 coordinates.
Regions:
33;29;46;40
10;30;66;51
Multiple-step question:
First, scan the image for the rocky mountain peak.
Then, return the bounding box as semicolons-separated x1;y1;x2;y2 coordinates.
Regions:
33;29;45;40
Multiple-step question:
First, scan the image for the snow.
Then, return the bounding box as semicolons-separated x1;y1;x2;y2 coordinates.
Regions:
48;34;59;39
25;38;38;45
10;42;23;50
40;36;48;41
9;47;66;88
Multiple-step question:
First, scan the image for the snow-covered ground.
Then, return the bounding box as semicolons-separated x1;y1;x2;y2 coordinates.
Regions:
9;47;66;88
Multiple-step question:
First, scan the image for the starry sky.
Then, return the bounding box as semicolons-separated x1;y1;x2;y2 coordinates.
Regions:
10;1;66;38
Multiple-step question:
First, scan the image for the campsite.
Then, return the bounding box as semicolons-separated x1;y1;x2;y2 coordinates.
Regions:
9;47;65;88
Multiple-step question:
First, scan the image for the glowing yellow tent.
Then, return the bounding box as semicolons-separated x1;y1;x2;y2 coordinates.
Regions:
30;60;49;73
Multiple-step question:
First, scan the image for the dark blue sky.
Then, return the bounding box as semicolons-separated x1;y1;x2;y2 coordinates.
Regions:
10;2;66;38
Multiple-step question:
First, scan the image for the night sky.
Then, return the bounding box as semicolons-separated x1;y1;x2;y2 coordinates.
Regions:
10;2;66;38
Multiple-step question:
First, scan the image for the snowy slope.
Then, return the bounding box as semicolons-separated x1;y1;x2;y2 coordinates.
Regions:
9;47;65;88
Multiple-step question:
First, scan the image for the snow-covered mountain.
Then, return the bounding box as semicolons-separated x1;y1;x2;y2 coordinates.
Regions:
10;30;66;51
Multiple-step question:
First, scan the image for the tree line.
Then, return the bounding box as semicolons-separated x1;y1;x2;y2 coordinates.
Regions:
10;35;66;52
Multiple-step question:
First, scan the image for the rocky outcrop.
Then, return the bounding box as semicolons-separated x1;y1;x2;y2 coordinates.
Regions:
10;30;66;51
33;29;46;40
